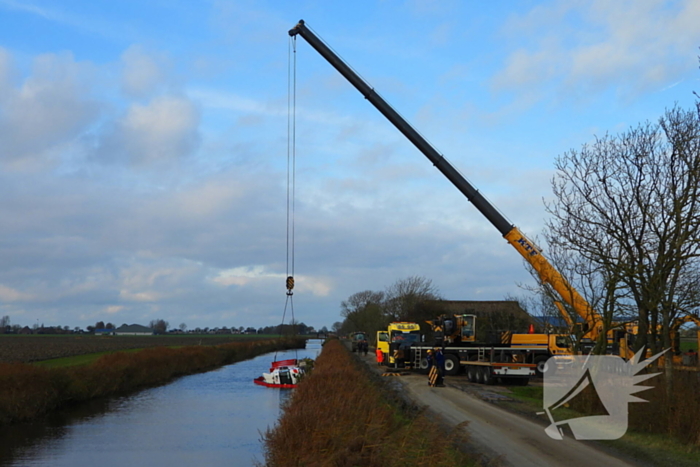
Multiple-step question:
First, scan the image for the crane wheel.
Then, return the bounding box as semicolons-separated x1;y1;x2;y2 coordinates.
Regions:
444;354;460;376
534;356;555;378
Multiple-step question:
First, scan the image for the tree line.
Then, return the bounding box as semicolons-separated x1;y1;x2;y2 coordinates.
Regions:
0;315;326;336
333;276;441;341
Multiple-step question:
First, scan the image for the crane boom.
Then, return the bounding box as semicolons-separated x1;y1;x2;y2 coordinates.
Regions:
289;19;604;341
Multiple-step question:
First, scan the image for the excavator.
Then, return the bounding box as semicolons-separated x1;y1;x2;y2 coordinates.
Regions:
288;20;633;360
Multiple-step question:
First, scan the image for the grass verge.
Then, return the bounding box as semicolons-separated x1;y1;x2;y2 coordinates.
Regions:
0;337;304;426
33;349;144;368
262;338;474;467
506;384;700;467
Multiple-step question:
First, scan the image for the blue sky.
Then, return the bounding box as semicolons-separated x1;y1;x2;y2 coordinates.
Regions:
1;0;699;331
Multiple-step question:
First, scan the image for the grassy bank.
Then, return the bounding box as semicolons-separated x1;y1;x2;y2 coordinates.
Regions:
263;339;473;467
506;375;700;467
0;334;286;363
0;337;304;426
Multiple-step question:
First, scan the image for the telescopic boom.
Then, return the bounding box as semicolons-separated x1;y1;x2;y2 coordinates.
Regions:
289;19;605;342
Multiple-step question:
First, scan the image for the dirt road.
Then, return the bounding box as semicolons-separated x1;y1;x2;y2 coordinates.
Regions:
358;353;640;467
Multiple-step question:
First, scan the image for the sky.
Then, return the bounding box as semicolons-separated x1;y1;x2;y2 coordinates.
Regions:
0;0;699;331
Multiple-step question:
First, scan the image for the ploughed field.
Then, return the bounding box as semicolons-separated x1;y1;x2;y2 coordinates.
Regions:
0;335;260;363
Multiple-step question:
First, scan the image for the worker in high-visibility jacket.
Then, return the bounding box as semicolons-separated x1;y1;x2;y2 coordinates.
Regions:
434;348;445;386
375;347;383;366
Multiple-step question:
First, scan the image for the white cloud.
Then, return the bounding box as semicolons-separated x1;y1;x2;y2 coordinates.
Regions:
171;179;245;218
98;95;201;165
211;266;333;297
0;50;99;169
0;284;31;301
120;45;170;98
493;0;700;104
211;265;283;287
119;290;159;302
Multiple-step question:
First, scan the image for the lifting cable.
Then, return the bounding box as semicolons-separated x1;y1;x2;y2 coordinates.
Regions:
276;35;297;361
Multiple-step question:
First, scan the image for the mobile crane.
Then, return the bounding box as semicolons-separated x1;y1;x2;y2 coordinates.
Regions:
288;20;630;360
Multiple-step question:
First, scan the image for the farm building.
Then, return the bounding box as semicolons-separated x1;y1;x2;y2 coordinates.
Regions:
115;324;153;336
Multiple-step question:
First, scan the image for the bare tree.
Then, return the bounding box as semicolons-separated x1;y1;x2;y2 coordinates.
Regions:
0;315;9;334
340;290;386;338
383;276;441;323
149;319;169;334
545;104;700;368
340;290;385;319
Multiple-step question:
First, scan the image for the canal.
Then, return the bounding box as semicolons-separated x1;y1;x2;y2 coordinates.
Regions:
0;340;323;467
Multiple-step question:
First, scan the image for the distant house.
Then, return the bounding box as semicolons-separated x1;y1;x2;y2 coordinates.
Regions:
19;326;33;335
114;324;153;336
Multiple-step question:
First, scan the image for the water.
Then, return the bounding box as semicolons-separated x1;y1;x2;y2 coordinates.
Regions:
0;340;323;467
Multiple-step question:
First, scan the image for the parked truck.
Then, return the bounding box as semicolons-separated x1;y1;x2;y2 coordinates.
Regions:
376;322;422;366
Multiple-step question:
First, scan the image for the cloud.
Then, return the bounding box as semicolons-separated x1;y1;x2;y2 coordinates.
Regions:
492;0;700;105
97;95;201;165
120;45;170;99
210;266;333;297
0;49;100;169
0;47;12;94
0;284;31;301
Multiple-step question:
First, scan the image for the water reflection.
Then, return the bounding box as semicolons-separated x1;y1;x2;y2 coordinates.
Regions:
0;340;322;467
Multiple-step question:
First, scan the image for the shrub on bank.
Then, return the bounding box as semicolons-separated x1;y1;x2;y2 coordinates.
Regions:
263;339;473;467
569;368;700;446
0;337;304;425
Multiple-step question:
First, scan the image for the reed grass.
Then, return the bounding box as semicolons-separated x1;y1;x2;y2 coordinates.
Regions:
263;339;473;467
625;370;700;445
0;337;304;425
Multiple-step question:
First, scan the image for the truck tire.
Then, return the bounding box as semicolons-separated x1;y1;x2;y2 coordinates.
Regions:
534;356;554;378
481;367;495;385
418;357;430;374
465;365;476;382
475;366;484;384
444;354;460;376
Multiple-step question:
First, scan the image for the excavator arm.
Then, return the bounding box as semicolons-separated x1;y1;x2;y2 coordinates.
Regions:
289;19;604;343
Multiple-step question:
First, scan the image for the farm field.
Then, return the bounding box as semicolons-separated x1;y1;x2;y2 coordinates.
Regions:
0;334;278;363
